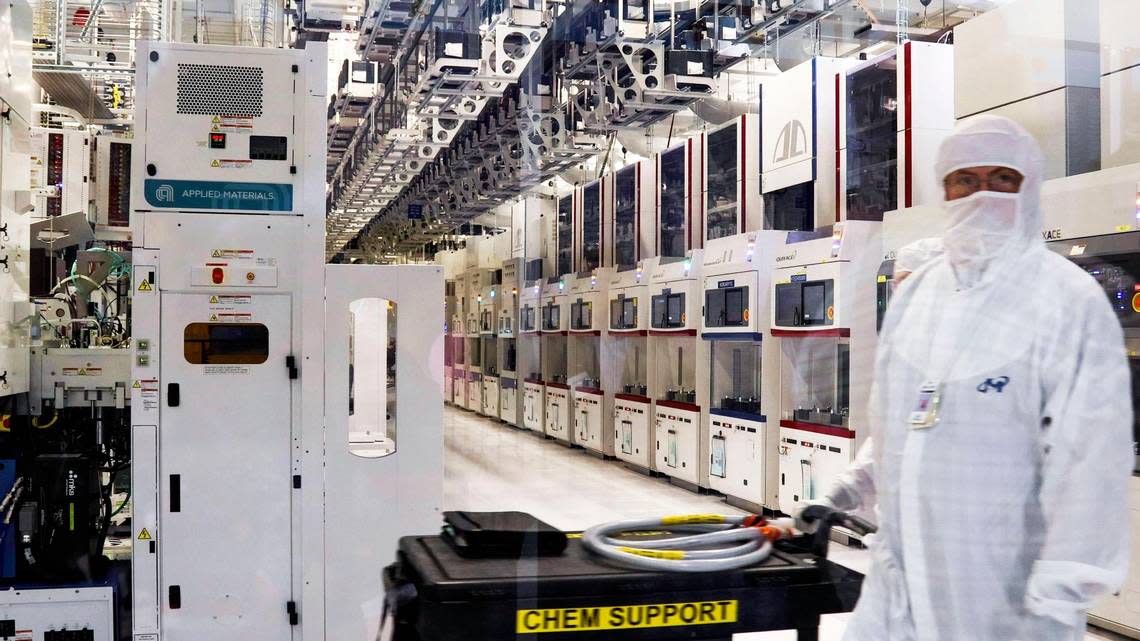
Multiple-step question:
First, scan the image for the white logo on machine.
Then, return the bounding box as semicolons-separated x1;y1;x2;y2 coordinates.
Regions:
775;251;797;263
155;184;175;203
773;120;809;164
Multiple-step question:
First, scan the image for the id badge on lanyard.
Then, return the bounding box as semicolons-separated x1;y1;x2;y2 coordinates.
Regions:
908;380;943;429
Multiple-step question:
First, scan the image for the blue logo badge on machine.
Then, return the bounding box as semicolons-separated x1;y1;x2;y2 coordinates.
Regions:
144;179;294;212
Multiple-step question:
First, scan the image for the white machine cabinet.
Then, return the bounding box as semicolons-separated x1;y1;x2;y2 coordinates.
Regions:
479;279;501;418
452;274;468;409
444;278;459;405
0;587;114;640
569;268;610;455
648;251;705;488
540;277;571;442
606;259;657;471
498;258;525;427
770;222;880;513
465;270;491;412
130;42;442;641
520;278;544;432
701;230;788;510
0;0;32;400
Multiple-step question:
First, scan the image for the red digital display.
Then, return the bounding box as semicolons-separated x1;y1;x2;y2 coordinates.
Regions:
209;133;227;149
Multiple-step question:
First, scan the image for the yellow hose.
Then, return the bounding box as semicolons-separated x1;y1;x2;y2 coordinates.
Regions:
32;411;58;429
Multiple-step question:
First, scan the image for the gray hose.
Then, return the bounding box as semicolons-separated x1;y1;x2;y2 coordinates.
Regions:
581;514;796;573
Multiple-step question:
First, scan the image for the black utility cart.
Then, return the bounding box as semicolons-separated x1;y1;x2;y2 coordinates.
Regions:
381;508;868;641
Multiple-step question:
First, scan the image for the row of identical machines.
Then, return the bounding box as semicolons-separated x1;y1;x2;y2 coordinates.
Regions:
443;43;960;518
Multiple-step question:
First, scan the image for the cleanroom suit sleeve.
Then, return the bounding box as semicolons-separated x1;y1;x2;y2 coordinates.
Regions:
824;353;889;514
1017;294;1133;640
823;437;875;512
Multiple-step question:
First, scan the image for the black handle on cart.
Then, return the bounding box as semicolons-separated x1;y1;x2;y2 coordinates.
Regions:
799;504;877;559
380;562;422;641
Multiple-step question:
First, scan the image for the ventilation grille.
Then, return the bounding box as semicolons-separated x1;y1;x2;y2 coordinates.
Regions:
176;64;264;117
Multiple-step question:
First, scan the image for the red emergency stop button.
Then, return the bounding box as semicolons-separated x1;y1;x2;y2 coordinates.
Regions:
212;267;225;284
1132;292;1140;314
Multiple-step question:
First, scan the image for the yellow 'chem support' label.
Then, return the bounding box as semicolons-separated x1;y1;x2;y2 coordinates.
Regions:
516;600;737;634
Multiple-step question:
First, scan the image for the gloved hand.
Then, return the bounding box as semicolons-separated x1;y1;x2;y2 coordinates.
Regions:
792;498;836;535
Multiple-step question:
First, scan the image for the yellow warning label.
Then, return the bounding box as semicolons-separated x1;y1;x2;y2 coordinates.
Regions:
617;546;685;560
209;313;218;322
132;381;142;389
138;280;153;292
516;600;737;634
566;532;583;539
138;528;152;541
212;116;221;123
210;295;219;303
661;514;725;526
211;125;220;132
211;159;221;168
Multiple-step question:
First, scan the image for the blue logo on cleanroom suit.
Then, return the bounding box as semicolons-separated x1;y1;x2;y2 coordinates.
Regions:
976;376;1011;393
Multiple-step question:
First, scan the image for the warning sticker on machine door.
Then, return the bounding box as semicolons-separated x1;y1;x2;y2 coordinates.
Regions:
515;600;737;634
139;379;159;411
138;528;152;540
211;115;254;132
210;159;252;169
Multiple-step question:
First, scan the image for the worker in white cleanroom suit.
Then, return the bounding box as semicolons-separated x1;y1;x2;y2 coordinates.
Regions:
797;115;1133;641
893;238;942;285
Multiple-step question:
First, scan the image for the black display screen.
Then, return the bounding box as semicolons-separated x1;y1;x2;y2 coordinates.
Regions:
774;284;800;326
666;294;684;326
725;288;745;325
651;293;685;328
802;282;827;324
571;301;592;330
705;287;748;328
773;280;834;327
610;297;637;330
542;304;560;330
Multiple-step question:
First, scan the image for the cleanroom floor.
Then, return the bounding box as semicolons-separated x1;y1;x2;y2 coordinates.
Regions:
442;405;1124;641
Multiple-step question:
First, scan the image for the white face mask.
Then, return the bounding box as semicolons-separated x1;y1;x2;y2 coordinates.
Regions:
942;191;1020;270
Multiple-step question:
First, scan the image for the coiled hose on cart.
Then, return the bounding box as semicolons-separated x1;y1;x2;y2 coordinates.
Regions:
580;514;798;573
581;508;877;572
